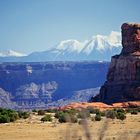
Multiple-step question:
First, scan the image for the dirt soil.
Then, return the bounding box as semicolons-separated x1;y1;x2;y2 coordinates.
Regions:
0;113;140;140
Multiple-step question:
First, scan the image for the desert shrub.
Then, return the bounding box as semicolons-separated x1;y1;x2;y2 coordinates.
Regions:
105;110;116;119
41;114;52;122
114;108;125;114
45;109;58;113
116;112;126;120
57;112;77;123
58;112;69;123
38;110;45;115
0;108;3;112
131;110;138;115
95;114;101;121
8;111;19;122
0;115;10;123
126;108;138;114
32;109;37;112
22;112;30;119
54;111;64;119
100;111;105;116
126;108;132;113
87;107;100;114
0;108;19;123
0;108;8;116
63;109;77;115
18;111;23;118
18;111;30;119
69;115;78;123
77;109;90;119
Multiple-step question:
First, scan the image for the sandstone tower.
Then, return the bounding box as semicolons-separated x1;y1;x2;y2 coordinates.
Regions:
91;23;140;104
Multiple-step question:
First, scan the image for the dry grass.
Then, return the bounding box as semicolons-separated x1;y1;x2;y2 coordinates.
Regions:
0;113;140;140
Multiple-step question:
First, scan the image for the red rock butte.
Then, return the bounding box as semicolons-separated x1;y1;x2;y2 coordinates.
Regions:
90;23;140;104
121;23;140;55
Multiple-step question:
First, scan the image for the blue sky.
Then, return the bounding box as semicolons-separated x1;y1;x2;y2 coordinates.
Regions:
0;0;140;54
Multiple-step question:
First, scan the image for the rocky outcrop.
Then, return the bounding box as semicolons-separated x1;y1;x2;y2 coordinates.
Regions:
91;23;140;104
60;102;112;110
121;23;140;55
13;82;58;108
46;87;100;108
0;88;16;108
60;101;140;110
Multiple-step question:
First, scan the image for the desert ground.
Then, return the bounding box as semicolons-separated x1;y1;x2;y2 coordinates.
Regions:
0;113;140;140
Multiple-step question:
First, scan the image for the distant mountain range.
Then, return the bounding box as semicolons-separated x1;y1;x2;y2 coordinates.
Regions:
0;31;122;62
0;50;27;57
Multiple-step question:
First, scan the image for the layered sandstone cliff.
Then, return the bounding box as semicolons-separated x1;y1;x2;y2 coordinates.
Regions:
91;23;140;104
0;62;108;109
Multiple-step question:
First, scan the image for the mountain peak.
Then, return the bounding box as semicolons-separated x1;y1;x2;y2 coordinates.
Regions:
56;40;83;53
0;50;27;57
0;31;122;62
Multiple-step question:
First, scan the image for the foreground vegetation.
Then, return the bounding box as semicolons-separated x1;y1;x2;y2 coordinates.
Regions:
0;107;140;140
0;107;139;124
0;108;30;123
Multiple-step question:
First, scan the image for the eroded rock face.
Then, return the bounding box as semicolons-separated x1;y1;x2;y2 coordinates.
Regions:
61;101;140;110
0;88;16;108
91;23;140;104
121;23;140;55
13;82;58;108
0;62;109;109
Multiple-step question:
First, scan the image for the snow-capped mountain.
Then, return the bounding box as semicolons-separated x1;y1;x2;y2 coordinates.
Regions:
0;50;27;57
57;31;121;53
0;31;122;62
28;31;121;61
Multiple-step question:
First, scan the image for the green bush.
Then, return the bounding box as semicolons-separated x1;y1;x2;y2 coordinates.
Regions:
63;109;77;115
126;108;138;114
0;108;19;123
54;111;64;119
8;112;19;122
116;112;126;121
45;109;58;113
105;110;116;119
87;107;101;114
131;110;138;115
32;109;37;112
69;115;78;123
0;109;8;116
41;114;52;122
0;115;10;123
114;108;125;114
38;110;45;115
58;113;69;123
100;111;105;116
77;109;90;119
95;114;101;121
18;111;30;119
57;112;77;123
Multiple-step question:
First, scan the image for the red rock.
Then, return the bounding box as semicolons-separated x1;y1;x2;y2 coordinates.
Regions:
60;101;140;110
112;101;140;108
121;23;140;55
91;23;140;104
